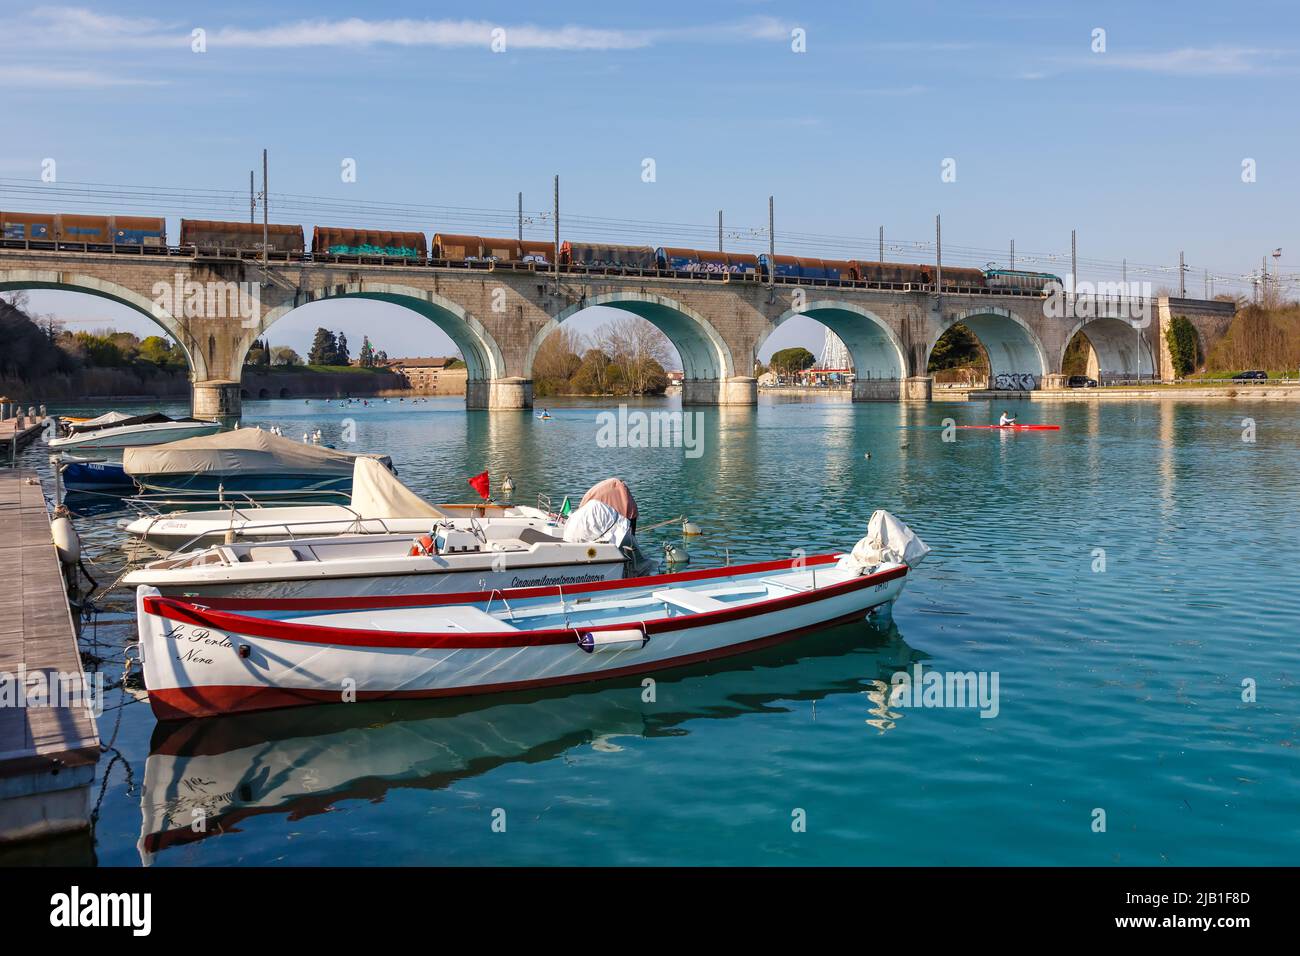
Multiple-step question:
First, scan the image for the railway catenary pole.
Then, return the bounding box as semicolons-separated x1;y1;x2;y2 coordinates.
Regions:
249;171;255;223
768;196;775;289
879;226;884;263
1179;251;1186;298
934;214;942;295
518;192;523;241
553;175;560;284
1071;229;1077;296
261;149;269;272
1010;239;1015;270
718;210;723;252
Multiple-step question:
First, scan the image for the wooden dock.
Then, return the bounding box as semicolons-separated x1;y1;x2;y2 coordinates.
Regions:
0;469;100;846
0;415;43;459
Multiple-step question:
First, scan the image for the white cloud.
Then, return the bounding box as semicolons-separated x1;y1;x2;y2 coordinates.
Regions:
1094;47;1285;76
211;18;650;51
0;65;165;88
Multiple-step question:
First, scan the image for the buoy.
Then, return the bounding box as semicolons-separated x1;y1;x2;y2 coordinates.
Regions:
864;452;871;459
501;474;515;495
682;517;701;536
50;507;80;565
663;542;689;564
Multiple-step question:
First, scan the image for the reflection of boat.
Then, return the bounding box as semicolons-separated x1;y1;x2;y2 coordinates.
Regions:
122;428;393;500
122;458;558;550
137;512;926;718
49;412;222;451
137;617;923;863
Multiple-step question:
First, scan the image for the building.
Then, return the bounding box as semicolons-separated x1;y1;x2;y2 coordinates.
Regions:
383;356;468;395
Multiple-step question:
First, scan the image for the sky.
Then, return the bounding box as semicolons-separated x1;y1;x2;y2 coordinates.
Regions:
2;0;1298;365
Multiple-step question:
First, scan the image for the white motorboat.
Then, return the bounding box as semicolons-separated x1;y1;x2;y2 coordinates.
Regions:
49;412;222;451
135;511;929;719
123;496;638;599
123;456;558;550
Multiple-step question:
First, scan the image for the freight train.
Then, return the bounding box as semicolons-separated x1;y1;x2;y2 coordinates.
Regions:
0;210;1062;292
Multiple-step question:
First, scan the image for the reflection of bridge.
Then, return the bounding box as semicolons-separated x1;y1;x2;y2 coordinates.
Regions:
0;247;1236;416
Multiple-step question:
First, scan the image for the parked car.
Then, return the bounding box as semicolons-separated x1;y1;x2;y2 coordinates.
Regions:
1231;370;1268;380
1066;375;1098;388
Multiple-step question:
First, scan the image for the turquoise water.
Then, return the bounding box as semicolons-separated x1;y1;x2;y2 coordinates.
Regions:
19;394;1300;866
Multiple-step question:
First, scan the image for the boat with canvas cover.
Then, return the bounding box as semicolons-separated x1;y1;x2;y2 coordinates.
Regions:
122;456;558;549
122;495;640;599
134;510;929;719
122;428;393;499
48;411;222;451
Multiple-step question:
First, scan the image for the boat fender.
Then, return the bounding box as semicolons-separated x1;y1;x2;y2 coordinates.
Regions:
51;508;80;565
577;628;649;654
408;534;435;557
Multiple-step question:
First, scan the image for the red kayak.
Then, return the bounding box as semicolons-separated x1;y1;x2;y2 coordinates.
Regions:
955;424;1060;431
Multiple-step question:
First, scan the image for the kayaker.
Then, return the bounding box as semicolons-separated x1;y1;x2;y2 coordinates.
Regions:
999;411;1017;426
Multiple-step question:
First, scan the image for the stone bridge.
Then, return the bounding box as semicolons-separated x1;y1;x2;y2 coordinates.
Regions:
0;248;1237;417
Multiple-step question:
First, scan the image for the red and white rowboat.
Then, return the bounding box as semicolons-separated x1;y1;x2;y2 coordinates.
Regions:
135;513;929;720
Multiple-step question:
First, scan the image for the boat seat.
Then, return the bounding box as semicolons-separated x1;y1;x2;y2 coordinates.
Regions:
244;546;302;563
652;588;727;614
516;527;562;545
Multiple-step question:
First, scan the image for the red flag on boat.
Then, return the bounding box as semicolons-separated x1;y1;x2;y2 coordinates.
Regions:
467;470;490;500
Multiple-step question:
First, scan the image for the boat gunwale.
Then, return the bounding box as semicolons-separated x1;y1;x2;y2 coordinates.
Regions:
141;556;908;650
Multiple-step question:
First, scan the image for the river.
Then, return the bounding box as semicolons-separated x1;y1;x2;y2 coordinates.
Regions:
16;393;1300;865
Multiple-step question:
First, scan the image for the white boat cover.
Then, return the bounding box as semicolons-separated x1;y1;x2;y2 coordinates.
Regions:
562;500;632;548
839;510;931;573
68;410;132;431
348;456;447;520
123;428;391;477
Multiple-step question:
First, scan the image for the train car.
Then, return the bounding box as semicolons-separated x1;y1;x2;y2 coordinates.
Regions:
937;265;987;289
561;242;657;270
180;220;305;255
983;269;1062;292
759;254;848;280
853;260;933;285
432;233;483;260
0;211;165;246
656;248;758;275
517;240;555;265
313;227;427;261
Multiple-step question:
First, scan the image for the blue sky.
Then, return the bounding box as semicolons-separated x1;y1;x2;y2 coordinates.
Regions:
2;1;1297;363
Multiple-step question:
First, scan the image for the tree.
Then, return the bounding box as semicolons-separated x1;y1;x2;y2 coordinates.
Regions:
570;349;615;395
308;328;337;366
139;335;182;367
533;326;583;396
770;346;816;379
927;323;987;372
271;346;302;366
0;298;72;382
1164;315;1199;377
334;332;350;366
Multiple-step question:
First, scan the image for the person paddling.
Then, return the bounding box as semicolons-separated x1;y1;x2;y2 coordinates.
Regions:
999;411;1017;426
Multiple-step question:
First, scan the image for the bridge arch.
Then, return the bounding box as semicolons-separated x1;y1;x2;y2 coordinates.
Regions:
525;291;734;382
929;307;1049;384
759;301;907;381
0;269;198;374
247;283;505;382
1061;316;1155;381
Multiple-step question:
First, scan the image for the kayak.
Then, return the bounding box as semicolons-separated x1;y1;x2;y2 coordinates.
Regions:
956;424;1059;431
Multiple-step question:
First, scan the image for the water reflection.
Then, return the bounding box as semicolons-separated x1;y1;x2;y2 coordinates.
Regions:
138;615;923;864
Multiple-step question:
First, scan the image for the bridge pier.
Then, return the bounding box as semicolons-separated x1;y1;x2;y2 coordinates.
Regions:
681;376;757;406
466;377;534;410
193;379;241;420
902;376;933;402
851;378;903;401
